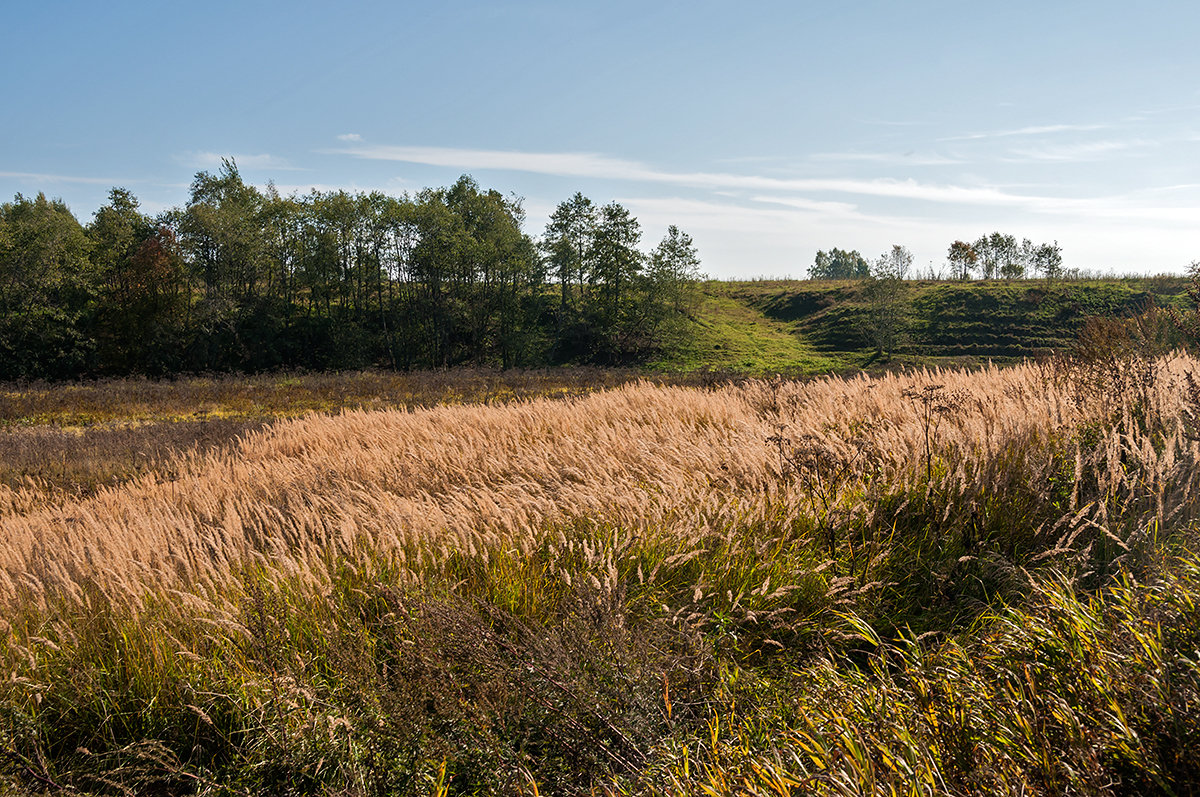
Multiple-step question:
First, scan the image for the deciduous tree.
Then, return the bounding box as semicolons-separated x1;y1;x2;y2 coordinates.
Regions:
810;247;870;279
89;188;186;372
541;193;596;317
0;193;95;378
947;240;978;280
875;244;913;281
973;232;1018;279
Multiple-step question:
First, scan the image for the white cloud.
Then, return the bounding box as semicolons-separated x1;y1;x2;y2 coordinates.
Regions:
327;143;1047;206
327;142;1200;224
0;170;125;185
322;143;1200;276
336;133;363;142
611;194;1199;279
809;151;963;166
748;196;862;216
939;123;1109;142
1003;139;1151;163
328;144;649;181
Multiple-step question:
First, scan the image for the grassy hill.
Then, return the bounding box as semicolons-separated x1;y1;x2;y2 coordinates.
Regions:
648;289;848;374
663;276;1190;373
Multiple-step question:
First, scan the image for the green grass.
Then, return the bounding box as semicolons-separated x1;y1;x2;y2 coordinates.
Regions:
651;285;850;374
649;277;1192;374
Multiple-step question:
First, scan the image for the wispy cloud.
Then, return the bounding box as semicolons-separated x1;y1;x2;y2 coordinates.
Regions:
176;151;302;170
939;123;1108;142
336;133;363;142
1003;139;1151;163
747;195;862;216
809;151;963;166
612;194;1200;279
327;143;1200;232
327;143;1029;205
328;144;648;181
0;170;126;185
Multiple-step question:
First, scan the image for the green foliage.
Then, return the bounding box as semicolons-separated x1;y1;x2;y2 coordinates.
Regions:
975;231;1020;280
0;174;707;377
874;244;913;281
947;239;978;280
89;189;188;373
633;554;1200;796
0;172;1185;381
541;192;596;318
809;247;870;280
0;193;96;379
966;232;1061;281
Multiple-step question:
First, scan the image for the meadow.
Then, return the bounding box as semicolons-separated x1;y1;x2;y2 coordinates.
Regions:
2;340;1199;794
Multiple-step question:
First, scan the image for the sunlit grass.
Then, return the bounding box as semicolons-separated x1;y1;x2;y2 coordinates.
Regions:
2;350;1199;793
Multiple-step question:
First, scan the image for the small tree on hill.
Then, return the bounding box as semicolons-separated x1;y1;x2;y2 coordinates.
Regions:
647;225;702;314
974;232;1018;279
856;246;911;359
1032;241;1063;282
876;244;913;281
947;240;978;280
810;247;870;279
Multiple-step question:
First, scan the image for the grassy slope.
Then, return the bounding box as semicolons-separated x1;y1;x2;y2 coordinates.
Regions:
657;277;1189;374
649;287;847;374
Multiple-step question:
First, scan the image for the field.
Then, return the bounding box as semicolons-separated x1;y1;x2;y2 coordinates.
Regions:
2;341;1200;794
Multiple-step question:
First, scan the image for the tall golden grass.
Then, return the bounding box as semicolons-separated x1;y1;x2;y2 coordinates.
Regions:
3;354;1199;793
3;354;1196;612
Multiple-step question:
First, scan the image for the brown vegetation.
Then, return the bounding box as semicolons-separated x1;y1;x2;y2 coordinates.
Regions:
4;355;1197;610
1;352;1199;793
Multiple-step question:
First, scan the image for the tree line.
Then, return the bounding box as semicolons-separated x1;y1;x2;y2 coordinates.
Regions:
809;234;1063;281
0;162;702;380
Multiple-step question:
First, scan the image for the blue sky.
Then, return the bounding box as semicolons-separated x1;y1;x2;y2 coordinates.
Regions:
3;0;1198;277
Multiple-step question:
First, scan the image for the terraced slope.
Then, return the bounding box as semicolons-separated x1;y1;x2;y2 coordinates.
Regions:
686;278;1188;368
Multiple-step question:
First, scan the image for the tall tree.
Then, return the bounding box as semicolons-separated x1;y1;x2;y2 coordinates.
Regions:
179;159;268;303
89;188;186;372
1032;240;1063;281
647;225;702;314
177;159;271;366
541;193;596;317
443;175;539;366
875;244;913;281
589;202;643;354
855;245;912;359
0;193;95;378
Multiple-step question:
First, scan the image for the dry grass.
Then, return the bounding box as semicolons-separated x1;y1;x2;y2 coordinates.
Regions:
2;353;1199;793
3;356;1196;612
0;366;667;504
0;367;650;427
0;418;269;499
